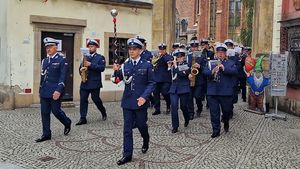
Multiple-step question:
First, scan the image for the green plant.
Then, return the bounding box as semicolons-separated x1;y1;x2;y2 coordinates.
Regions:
241;0;254;46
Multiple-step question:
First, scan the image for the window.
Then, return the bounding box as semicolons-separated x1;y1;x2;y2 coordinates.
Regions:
209;0;217;39
228;0;241;42
196;0;200;15
108;37;129;65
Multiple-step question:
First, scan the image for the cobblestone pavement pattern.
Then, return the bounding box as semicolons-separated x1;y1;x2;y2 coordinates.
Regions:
0;101;300;169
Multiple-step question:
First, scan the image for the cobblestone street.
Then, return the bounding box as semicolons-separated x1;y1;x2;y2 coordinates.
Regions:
0;101;300;169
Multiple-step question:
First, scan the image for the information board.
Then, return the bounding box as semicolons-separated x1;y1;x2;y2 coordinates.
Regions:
270;52;288;96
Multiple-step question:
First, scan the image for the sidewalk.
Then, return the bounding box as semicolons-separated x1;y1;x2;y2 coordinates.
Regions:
0;101;300;169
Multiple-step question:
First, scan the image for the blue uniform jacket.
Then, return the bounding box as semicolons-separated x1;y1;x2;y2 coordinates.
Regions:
80;53;106;89
169;61;190;94
187;52;207;86
203;59;238;96
114;59;156;109
228;53;241;85
153;54;173;83
141;50;153;62
40;53;68;98
238;53;247;78
202;48;215;61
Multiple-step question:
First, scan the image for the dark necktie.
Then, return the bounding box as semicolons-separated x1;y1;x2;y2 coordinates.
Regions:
133;61;137;66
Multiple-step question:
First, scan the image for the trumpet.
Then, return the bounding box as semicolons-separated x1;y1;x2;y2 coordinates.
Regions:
167;56;177;67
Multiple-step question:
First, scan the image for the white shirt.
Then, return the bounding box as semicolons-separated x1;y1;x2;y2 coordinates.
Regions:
47;52;58;59
90;52;96;57
131;56;141;65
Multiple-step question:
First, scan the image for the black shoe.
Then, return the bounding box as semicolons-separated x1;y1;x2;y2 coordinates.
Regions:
211;132;220;138
184;120;189;127
101;108;107;121
35;136;51;143
64;120;71;135
166;108;170;114
171;128;178;133
152;111;161;115
142;137;149;154
76;119;87;125
117;156;132;166
224;122;229;132
141;144;149;154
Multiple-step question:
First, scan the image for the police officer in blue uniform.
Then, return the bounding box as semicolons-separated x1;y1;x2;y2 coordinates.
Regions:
203;43;238;138
201;39;215;109
76;39;107;125
136;35;155;107
201;39;215;60
187;40;206;119
225;39;240;119
171;42;180;56
168;49;190;133
238;47;250;102
36;37;72;142
136;35;153;62
112;38;156;165
152;43;173;115
179;43;186;49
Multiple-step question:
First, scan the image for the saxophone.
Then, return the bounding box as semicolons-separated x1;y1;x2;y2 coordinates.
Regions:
190;51;199;87
80;55;88;83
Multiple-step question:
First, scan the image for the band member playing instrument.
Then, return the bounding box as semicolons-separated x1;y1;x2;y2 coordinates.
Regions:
187;40;206;119
203;43;238;138
200;39;215;110
136;35;155;107
152;43;173;115
168;49;190;133
76;39;107;125
112;38;156;165
224;39;240;119
171;42;180;56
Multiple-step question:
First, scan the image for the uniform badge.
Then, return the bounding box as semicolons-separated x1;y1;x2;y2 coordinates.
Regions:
255;91;260;95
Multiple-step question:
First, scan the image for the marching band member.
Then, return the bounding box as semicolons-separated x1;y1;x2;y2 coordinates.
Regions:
112;38;156;165
168;49;191;133
152;43;173;115
203;43;238;138
76;39;107;125
201;39;215;61
187;40;206;119
136;35;153;62
136;35;155;107
36;37;71;142
224;39;240;119
201;39;215;109
171;42;180;56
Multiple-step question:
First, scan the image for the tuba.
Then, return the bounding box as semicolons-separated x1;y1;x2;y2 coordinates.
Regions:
190;51;200;87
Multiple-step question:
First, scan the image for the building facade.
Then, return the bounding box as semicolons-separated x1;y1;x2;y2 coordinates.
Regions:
176;0;244;44
0;0;156;109
279;0;300;115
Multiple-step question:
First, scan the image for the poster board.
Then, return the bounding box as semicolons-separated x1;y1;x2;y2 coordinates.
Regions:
270;52;288;96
